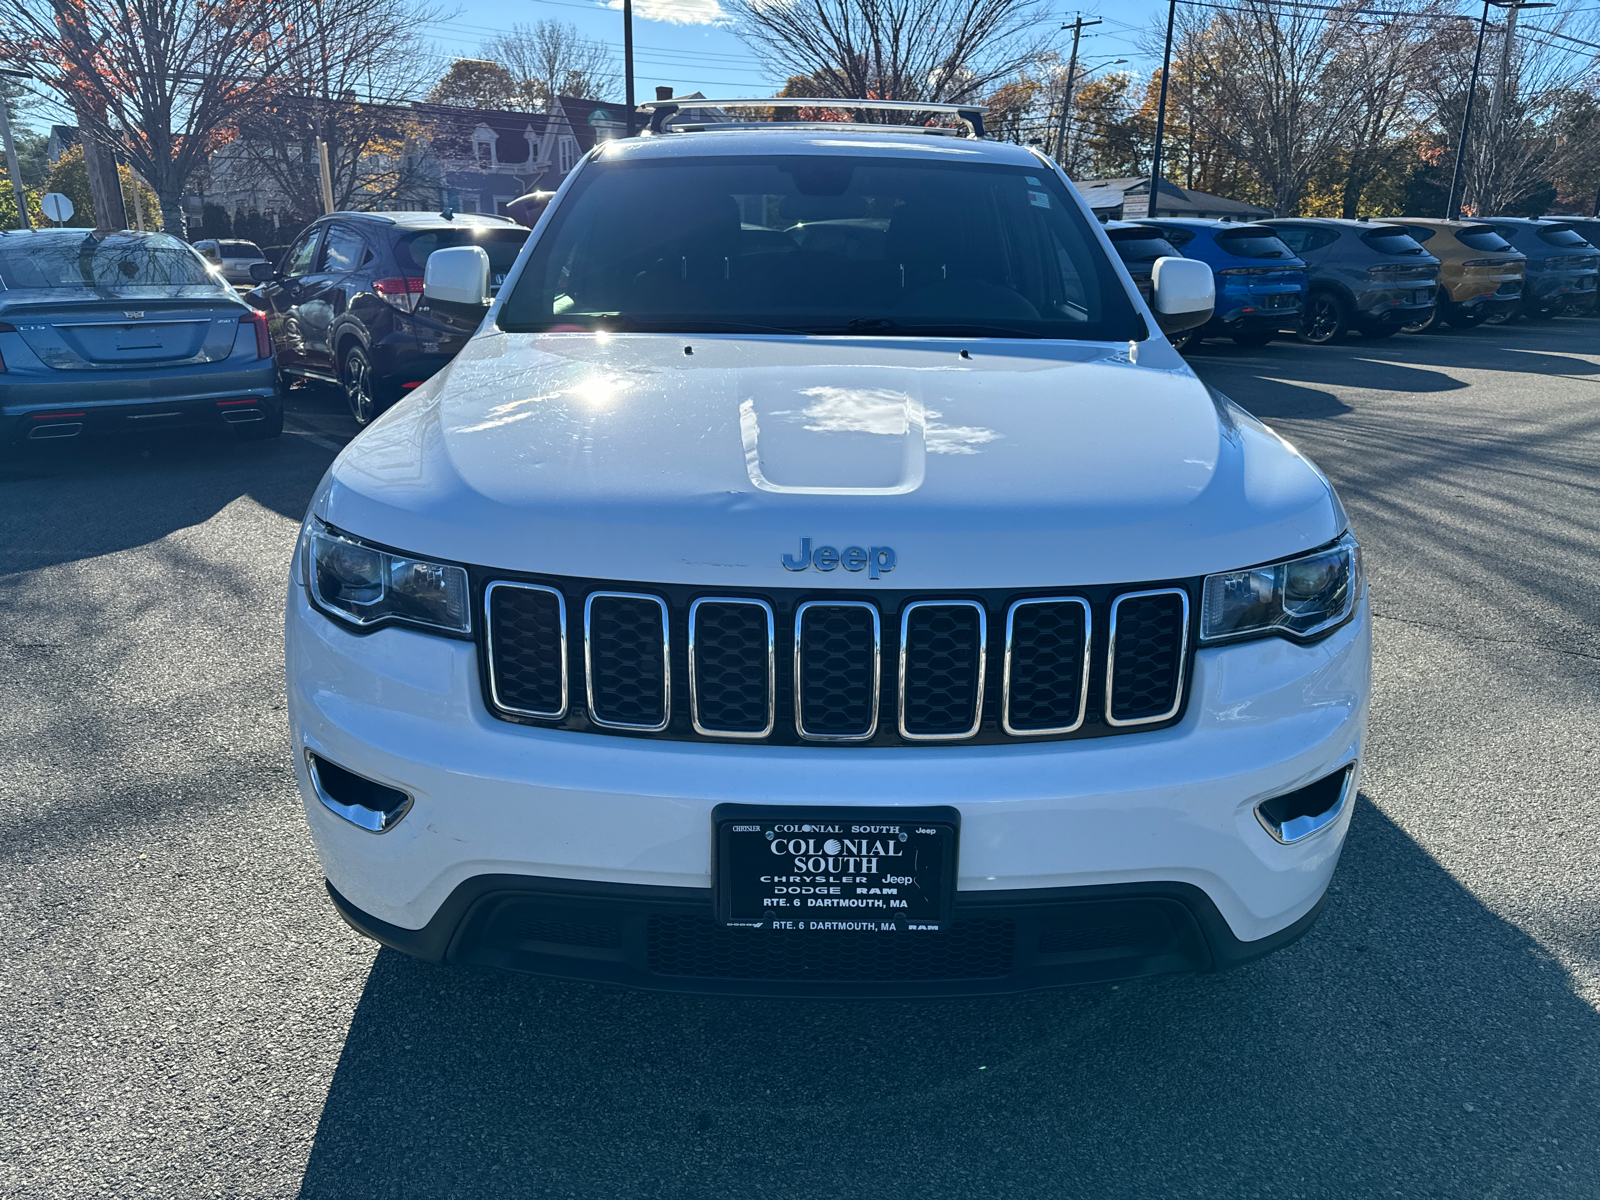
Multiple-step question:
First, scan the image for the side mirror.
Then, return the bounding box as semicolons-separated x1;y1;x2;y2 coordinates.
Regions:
248;261;276;284
423;245;490;306
1150;256;1215;336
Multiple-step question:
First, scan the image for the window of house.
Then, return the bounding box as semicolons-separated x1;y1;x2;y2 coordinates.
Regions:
559;137;578;174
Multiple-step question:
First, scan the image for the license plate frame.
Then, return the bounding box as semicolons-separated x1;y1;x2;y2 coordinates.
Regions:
712;804;960;931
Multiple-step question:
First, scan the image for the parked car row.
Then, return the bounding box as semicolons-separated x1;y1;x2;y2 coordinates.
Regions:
1105;214;1598;350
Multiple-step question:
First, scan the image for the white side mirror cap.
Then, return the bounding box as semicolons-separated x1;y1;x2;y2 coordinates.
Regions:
1151;256;1215;316
423;245;491;306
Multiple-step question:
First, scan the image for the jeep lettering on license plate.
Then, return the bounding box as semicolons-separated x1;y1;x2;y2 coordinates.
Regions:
713;804;959;931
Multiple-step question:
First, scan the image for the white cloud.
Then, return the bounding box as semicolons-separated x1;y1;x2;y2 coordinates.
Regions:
605;0;725;25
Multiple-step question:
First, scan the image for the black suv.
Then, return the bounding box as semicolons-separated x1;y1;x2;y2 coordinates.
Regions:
1258;218;1438;344
248;211;530;424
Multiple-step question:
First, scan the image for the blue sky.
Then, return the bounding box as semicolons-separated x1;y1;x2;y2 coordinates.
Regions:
421;0;1174;103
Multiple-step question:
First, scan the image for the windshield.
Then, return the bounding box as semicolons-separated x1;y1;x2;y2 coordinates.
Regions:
1395;226;1436;243
1106;230;1181;267
1537;226;1592;247
218;241;264;258
1456;227;1512;252
0;234;213;289
1216;229;1293;259
497;155;1142;340
398;229;529;290
1361;230;1427;256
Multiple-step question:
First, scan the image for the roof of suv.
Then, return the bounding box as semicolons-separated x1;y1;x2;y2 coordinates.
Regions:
327;211;520;232
1260;218;1407;231
602;128;1048;169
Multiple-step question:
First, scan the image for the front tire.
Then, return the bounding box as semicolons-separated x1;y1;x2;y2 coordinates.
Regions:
340;345;379;427
1297;291;1348;344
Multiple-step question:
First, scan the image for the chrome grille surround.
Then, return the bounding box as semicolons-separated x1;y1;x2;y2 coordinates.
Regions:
1104;588;1190;728
483;581;569;721
794;600;881;742
688;596;776;739
898;600;987;741
1002;596;1091;736
584;591;671;731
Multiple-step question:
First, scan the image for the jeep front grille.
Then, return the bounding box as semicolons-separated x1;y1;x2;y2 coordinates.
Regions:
483;578;1194;746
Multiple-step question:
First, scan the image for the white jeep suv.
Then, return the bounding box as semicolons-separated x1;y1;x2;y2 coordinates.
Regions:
285;102;1369;997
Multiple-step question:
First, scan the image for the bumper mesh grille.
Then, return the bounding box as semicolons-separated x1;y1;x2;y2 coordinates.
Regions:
690;600;772;735
900;603;984;737
796;603;878;739
1109;592;1188;724
1005;599;1088;733
586;594;668;729
646;915;1015;981
486;584;566;718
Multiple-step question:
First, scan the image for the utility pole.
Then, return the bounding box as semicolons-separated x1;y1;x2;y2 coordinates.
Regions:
0;67;32;229
1147;0;1178;218
1051;16;1100;166
623;0;636;136
1479;0;1553;212
317;139;335;215
1445;3;1491;219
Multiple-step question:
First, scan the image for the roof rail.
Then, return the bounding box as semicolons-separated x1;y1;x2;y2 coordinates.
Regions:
638;97;987;139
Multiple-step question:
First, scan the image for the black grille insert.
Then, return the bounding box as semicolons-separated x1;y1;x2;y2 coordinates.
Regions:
647;915;1015;981
900;601;985;738
486;583;567;719
795;601;879;740
586;592;669;730
690;598;774;736
1004;598;1089;734
1108;590;1188;725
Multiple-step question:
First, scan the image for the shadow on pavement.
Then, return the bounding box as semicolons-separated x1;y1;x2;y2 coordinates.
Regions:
297;799;1598;1199
0;424;335;576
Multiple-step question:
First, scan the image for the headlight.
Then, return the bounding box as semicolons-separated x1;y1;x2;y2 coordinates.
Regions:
306;522;470;635
1200;533;1361;644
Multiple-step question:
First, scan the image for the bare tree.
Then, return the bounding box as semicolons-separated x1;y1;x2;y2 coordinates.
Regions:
229;0;440;222
1448;11;1600;214
484;21;616;110
0;0;288;235
1163;1;1375;215
1324;2;1453;217
728;0;1048;117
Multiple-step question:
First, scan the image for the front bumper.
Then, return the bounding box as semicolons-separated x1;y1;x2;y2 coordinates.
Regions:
286;570;1371;993
327;872;1328;997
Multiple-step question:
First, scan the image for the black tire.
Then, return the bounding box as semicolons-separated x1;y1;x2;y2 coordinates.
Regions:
340;344;380;426
1402;289;1445;332
1231;330;1274;347
1297;291;1348;344
1523;305;1556;322
230;402;284;442
1482;305;1514;326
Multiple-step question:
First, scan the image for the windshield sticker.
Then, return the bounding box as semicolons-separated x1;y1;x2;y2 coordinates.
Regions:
1028;191;1050;208
1025;176;1042;185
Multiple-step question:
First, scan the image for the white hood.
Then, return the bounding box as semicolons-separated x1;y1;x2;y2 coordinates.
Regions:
317;332;1345;589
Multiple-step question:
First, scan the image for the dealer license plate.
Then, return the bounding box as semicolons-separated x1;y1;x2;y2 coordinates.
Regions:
713;805;959;931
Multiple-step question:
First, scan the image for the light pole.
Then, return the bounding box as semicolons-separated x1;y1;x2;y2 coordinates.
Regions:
1445;4;1491;219
1052;54;1126;176
623;0;636;136
0;66;32;230
1147;0;1179;217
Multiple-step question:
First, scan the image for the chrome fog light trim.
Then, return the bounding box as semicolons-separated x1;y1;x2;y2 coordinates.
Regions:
306;751;414;834
1255;765;1354;845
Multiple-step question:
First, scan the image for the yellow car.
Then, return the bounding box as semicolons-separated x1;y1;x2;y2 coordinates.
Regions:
1389;219;1525;330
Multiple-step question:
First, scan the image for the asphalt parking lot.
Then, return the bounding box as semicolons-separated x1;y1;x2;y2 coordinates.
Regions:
3;322;1599;1199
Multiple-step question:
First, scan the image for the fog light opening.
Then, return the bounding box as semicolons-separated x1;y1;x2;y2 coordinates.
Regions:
306;751;413;833
1255;765;1354;845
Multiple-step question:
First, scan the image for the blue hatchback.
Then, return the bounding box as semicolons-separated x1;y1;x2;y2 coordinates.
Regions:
1132;219;1306;348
